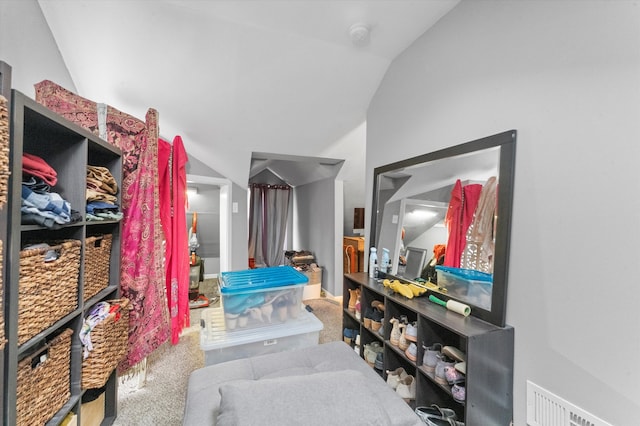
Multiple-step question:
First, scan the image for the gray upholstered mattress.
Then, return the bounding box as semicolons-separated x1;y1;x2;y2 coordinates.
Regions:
183;341;423;426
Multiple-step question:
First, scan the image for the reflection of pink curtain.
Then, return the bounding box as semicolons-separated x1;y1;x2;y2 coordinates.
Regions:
35;80;170;372
444;180;463;268
158;137;191;345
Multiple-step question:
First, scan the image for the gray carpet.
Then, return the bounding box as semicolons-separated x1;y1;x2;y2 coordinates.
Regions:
113;280;341;426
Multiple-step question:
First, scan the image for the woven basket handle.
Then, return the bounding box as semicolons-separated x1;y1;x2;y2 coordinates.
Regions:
89;235;105;248
26;344;51;370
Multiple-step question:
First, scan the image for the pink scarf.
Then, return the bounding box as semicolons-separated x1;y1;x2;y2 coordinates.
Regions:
35;80;170;373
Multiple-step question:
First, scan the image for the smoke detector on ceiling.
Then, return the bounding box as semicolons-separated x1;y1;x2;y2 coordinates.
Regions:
349;23;370;47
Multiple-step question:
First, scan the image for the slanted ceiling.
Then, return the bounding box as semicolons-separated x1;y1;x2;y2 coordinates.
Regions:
37;0;460;186
250;152;344;187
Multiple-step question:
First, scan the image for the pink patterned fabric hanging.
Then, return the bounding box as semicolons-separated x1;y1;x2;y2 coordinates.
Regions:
159;136;190;344
35;80;170;373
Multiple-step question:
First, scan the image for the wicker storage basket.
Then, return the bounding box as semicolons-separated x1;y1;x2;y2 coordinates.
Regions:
16;328;72;426
303;267;322;285
83;234;113;301
18;240;81;345
82;298;130;389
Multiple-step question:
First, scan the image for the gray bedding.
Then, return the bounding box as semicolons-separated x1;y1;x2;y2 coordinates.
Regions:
183;341;423;425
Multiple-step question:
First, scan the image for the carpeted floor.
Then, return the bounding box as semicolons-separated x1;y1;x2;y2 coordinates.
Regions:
113;279;342;425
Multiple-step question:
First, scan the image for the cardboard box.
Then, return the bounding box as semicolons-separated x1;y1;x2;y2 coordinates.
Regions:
81;392;104;426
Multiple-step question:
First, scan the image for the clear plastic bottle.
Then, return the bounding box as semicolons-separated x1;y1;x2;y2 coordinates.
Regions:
381;248;390;274
369;247;378;278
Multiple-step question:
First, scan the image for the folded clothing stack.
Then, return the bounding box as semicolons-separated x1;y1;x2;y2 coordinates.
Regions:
86;165;122;221
21;153;79;229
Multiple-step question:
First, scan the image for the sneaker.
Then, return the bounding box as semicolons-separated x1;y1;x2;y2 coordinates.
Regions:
422;343;443;377
374;352;384;371
415;416;459;426
435;356;455;385
390;318;402;346
377;323;385;338
414;405;457;422
451;382;466;403
444;365;465;384
386;367;408;389
364;342;383;367
405;342;417;362
442;346;466;363
405;322;418;342
395;375;416;402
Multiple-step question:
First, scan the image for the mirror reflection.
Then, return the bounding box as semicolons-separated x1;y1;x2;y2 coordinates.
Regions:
371;131;516;326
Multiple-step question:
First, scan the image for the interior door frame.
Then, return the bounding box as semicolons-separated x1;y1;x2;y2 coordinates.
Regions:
186;174;232;274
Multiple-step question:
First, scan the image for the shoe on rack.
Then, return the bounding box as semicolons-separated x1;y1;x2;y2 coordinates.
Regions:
435;356;455;386
390;318;402;346
372;300;385;312
374;351;384;371
386;367;408;389
343;328;353;344
454;362;466;375
347;288;360;313
444;365;465;384
398;324;409;351
451;382;466;403
364;341;383;367
405;322;418;342
442;346;466;363
405;342;418;362
363;307;373;329
414;404;457;421
370;308;384;332
422;343;443;377
395;375;416;402
415;415;460;426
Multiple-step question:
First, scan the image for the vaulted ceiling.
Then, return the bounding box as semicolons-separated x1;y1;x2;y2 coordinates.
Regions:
38;0;460;186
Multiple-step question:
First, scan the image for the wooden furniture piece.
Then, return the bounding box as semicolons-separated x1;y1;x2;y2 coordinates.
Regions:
343;272;514;425
3;90;123;425
343;236;365;273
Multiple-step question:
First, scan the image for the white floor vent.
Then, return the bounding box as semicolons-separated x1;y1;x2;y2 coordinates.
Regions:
526;381;613;426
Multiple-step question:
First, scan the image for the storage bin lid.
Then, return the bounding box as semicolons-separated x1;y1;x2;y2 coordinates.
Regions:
219;266;309;294
435;265;493;282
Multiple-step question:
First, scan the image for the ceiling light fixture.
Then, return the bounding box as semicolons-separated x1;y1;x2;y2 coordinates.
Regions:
349;23;370;47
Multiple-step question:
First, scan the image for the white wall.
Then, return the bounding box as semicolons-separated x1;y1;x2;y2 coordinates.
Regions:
293;177;342;296
320;120;367;237
366;1;640;424
0;0;75;96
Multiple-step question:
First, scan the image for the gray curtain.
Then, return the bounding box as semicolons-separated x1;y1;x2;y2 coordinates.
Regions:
248;184;291;267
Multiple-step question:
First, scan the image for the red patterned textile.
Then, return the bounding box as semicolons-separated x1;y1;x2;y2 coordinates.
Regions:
159;136;190;344
35;80;170;372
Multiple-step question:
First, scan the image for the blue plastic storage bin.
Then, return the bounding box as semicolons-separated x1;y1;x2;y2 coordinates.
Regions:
219;266;309;330
435;265;493;310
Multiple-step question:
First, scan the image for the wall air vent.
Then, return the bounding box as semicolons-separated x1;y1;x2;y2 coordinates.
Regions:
526;381;613;426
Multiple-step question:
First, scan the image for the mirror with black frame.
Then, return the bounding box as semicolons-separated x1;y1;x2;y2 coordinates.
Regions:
371;130;516;327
